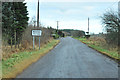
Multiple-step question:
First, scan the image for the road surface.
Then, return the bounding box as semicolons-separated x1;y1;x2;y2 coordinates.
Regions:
16;37;118;78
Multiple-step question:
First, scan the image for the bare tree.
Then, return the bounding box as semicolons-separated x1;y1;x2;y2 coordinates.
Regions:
101;10;120;47
29;16;36;27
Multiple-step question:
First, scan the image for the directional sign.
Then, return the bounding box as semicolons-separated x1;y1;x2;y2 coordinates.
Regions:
32;30;42;36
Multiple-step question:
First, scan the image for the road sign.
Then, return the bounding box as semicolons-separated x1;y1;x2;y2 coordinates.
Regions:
32;30;42;50
32;30;42;36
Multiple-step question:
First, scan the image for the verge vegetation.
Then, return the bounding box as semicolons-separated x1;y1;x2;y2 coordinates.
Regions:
2;39;60;78
74;37;119;60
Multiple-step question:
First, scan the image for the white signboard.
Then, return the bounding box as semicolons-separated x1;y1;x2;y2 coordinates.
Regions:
32;30;42;36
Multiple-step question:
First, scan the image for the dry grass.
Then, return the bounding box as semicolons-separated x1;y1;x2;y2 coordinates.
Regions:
2;46;22;59
75;37;119;60
2;38;53;59
3;53;45;78
88;37;106;46
2;39;60;78
88;37;118;51
2;26;54;59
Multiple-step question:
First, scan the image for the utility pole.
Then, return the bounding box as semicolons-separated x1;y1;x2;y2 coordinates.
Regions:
57;21;59;30
88;17;89;35
57;21;59;32
85;17;90;39
37;0;39;27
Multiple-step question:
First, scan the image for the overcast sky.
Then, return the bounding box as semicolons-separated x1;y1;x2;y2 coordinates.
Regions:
25;0;119;34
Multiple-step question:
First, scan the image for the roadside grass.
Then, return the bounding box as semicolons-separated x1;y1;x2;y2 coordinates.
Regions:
74;37;119;60
2;39;60;78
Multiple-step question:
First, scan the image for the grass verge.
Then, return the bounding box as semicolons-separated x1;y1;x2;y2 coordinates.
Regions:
74;37;119;61
2;39;60;78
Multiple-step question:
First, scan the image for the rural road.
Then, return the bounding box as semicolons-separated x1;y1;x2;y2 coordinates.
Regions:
16;37;118;78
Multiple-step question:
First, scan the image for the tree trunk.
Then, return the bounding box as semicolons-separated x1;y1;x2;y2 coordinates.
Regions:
14;30;17;48
18;38;19;48
11;37;12;49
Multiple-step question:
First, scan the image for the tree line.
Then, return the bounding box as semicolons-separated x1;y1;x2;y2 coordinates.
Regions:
2;1;29;48
61;29;85;37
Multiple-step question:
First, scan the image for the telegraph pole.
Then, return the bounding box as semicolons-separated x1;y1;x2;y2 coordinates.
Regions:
85;17;90;39
57;21;59;30
37;0;39;27
37;0;41;50
57;21;59;32
88;17;89;35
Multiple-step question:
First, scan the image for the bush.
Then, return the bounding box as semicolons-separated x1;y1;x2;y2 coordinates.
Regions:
54;34;59;39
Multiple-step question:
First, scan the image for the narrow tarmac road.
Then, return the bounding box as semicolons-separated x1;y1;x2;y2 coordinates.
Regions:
17;37;118;78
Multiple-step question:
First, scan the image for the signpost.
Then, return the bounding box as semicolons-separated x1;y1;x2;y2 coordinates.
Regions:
32;30;42;50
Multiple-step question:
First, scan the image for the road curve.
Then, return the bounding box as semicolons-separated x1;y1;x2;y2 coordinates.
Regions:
16;37;118;78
